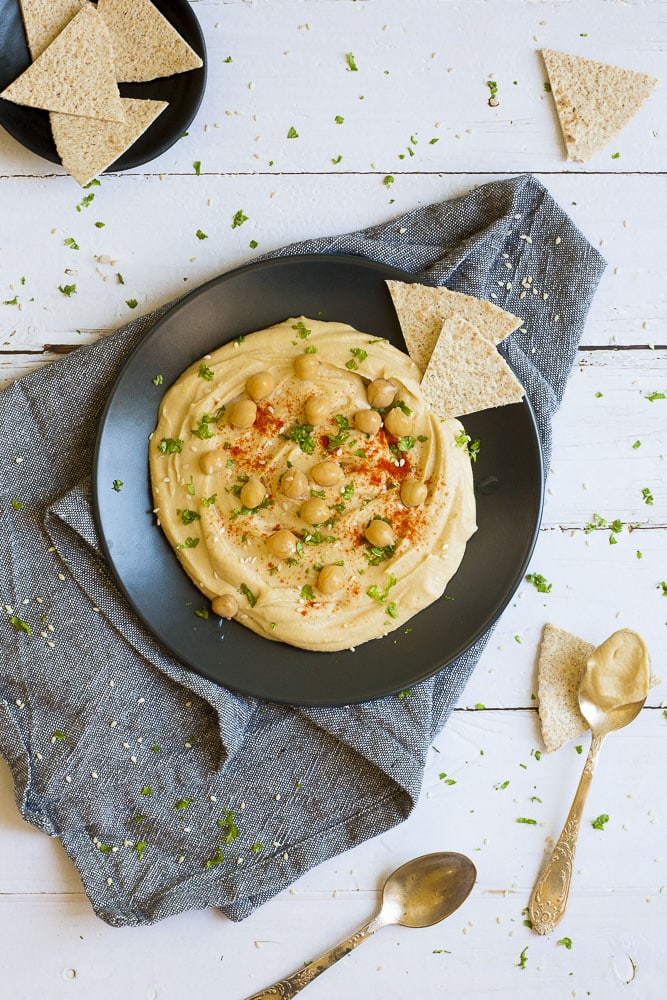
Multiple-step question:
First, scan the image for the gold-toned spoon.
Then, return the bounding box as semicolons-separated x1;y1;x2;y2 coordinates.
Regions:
244;852;476;1000
529;628;650;935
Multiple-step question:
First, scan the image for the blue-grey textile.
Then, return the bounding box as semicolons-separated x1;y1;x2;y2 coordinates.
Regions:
0;175;605;926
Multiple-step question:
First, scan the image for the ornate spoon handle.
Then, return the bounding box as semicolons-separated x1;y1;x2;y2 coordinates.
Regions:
244;915;384;1000
529;732;605;935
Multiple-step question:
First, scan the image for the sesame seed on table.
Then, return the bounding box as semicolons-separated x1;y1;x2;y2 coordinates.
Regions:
0;1;666;998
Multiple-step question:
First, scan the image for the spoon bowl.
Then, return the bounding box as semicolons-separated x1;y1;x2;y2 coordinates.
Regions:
529;628;649;935
245;852;476;999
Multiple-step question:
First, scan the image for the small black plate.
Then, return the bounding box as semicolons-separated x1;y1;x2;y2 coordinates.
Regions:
0;0;206;171
93;255;544;706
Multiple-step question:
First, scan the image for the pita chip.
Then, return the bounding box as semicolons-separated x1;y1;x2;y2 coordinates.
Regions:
18;0;87;60
541;49;658;162
98;0;203;82
419;315;525;420
52;98;168;187
386;280;521;373
1;7;125;123
536;624;594;754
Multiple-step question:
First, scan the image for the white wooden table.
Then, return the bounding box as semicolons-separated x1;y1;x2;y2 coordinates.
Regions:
1;2;666;997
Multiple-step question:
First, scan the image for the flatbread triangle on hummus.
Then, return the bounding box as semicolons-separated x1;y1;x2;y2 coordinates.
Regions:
541;49;658;162
18;0;86;60
419;314;525;420
52;97;168;187
386;280;521;373
1;6;125;123
98;0;203;83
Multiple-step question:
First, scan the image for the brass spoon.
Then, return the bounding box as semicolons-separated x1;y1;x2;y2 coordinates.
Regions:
244;852;476;999
529;628;650;935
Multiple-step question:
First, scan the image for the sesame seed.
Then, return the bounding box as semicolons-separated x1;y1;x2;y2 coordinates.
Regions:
555;236;561;245
210;795;217;802
130;756;137;763
91;771;98;778
137;698;145;704
36;752;43;760
111;846;118;853
282;852;289;861
109;720;117;728
47;641;55;648
58;574;65;581
275;793;281;800
109;679;114;687
65;776;72;783
177;856;185;864
106;878;112;886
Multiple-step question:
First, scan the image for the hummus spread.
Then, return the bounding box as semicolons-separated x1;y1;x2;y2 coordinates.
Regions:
149;317;477;652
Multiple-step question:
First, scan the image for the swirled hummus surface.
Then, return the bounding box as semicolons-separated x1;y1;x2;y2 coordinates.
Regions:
149;317;477;652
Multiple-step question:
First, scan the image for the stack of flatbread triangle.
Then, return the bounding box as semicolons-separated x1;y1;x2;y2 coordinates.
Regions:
386;280;525;420
1;0;203;185
541;49;658;162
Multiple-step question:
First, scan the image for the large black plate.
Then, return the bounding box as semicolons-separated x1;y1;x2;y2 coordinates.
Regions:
93;255;543;705
0;0;206;171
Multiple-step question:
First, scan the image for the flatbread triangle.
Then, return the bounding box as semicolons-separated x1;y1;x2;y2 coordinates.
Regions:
18;0;86;60
541;48;658;162
1;6;125;123
419;315;524;420
98;0;203;83
52;98;168;187
386;279;521;373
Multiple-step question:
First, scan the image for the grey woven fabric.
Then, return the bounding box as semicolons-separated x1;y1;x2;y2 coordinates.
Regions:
0;175;605;926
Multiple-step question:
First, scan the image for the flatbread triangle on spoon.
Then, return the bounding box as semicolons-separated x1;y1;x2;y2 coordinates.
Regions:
385;279;521;373
52;97;168;187
541;48;658;162
1;5;125;123
98;0;203;82
18;0;86;60
419;314;524;420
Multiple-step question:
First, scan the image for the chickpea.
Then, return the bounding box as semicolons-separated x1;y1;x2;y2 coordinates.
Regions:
305;395;328;425
211;594;239;619
246;370;274;402
199;451;225;475
266;529;298;560
317;564;346;595
240;476;266;509
364;518;395;548
229;398;257;429
311;461;342;487
280;468;308;500
400;479;428;508
300;497;329;525
294;354;320;380
353;408;382;437
367;378;396;409
383;406;412;437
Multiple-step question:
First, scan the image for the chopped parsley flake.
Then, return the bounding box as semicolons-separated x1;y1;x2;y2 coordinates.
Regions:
198;361;214;381
204;848;224;868
192;413;215;439
383;175;394;188
525;572;552;593
611;152;620;159
196;229;208;240
193;160;201;175
2;296;18;306
158;437;183;454
95;221;105;228
179;537;200;550
641;487;654;506
454;430;481;462
345;52;358;71
249;239;258;249
238;583;257;607
342;482;355;501
10;498;23;510
76;192;95;211
544;81;552;92
518;946;529;970
334;115;344;124
516;817;537;825
179;509;201;525
657;581;667;597
286;126;299;139
194;606;209;619
386;601;398;618
367;572;397;604
201;494;217;507
232;209;248;229
632;440;641;449
486;79;498;99
217;810;239;843
52;730;66;741
152;374;164;386
116;272;124;285
112;479;123;493
58;284;77;297
331;154;343;164
396;689;412;699
135;840;147;860
281;422;316;454
250;842;263;853
141;787;153;796
301;584;316;601
592;813;609;830
558;937;573;949
175;799;193;810
645;391;665;402
575;745;583;754
9;616;31;635
126;299;138;309
305;344;317;354
292;320;311;339
64;236;79;250
494;780;510;790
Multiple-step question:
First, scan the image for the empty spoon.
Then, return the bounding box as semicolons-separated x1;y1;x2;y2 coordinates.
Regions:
529;628;650;935
244;851;476;999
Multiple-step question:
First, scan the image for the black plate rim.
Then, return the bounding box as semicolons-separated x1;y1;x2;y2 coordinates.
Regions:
92;253;544;706
0;0;207;172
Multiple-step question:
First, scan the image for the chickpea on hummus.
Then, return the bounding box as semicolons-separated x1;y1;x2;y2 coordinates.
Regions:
149;317;477;652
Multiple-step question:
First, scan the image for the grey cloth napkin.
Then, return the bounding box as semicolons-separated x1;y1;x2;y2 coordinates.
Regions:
0;175;605;926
